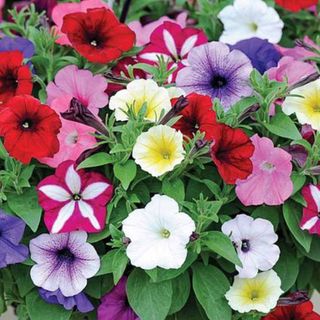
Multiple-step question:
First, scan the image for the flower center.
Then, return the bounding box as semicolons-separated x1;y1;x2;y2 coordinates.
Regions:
249;22;258;32
57;248;75;263
211;75;227;89
162;152;171;160
72;194;82;201
241;239;250;253
312;104;320;112
90;40;98;47
250;290;259;301
261;161;275;172
20;119;33;130
161;229;171;238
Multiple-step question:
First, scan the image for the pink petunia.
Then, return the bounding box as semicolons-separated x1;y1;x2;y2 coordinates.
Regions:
236;134;293;206
51;0;110;45
37;160;113;234
300;184;320;235
128;12;187;46
46;65;108;116
138;21;207;82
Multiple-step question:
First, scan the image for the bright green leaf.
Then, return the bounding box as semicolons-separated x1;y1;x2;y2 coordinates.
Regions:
114;160;137;190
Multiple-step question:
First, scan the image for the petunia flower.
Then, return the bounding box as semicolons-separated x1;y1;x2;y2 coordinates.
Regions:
218;0;284;45
128;12;187;46
226;270;283;314
282;79;320;131
300;184;320;235
109;79;171;122
0;95;61;164
61;8;135;64
46;65;109;116
138;21;207;82
275;0;319;12
209;124;254;185
98;277;139;320
230;38;282;74
30;231;100;297
176;42;253;109
51;0;110;45
222;214;280;278
236;135;293;206
0;51;33;106
132;125;185;177
0;36;35;58
172;93;216;139
37;160;113;233
0;209;29;268
122;195;195;270
39;288;94;313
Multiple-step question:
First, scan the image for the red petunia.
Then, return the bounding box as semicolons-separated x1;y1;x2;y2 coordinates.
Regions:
61;8;136;64
263;301;320;320
0;51;33;106
209;124;254;184
172;93;217;139
275;0;318;12
0;95;62;164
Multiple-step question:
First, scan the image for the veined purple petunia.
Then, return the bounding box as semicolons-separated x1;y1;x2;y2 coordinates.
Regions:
37;160;113;234
30;231;100;297
176;41;253;109
0;209;28;268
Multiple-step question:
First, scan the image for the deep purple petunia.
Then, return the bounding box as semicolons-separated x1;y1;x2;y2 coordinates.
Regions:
39;288;94;313
0;209;29;268
176;41;253;110
230;38;282;74
98;277;139;320
0;36;35;59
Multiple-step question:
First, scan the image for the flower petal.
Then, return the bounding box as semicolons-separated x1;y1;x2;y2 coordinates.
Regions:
78;200;100;230
39;185;70;202
65;164;81;194
51;201;76;233
81;182;110;200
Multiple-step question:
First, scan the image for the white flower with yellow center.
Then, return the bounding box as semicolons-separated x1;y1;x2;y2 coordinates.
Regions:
283;79;320;131
225;270;283;314
132;125;185;177
108;79;171;122
122;194;196;270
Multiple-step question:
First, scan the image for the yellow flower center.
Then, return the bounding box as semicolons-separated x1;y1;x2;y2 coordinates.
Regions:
161;229;171;238
250;290;259;301
249;22;258;32
162;152;171;160
305;90;320;116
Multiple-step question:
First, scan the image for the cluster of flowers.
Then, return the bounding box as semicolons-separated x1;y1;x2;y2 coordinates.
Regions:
0;0;320;319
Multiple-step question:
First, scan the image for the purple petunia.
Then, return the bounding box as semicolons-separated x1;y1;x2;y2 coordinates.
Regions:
230;38;282;74
176;41;253;110
0;209;29;268
29;231;100;297
0;36;35;58
98;277;139;320
39;288;94;313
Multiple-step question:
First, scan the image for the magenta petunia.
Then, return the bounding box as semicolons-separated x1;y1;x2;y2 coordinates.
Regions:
300;184;320;235
138;21;207;82
37;160;113;233
236;134;293;206
46;65;108;116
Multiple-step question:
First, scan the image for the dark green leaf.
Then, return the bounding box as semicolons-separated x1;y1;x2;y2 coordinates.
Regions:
162;178;185;202
251;206;280;230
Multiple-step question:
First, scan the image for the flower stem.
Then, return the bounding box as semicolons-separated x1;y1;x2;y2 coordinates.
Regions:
119;0;132;23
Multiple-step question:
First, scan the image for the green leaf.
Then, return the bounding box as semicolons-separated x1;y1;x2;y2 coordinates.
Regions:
162;178;185;202
192;263;231;320
0;280;6;315
11;264;34;297
251;206;280;230
202;231;242;267
114;160;137;190
77;152;114;169
127;269;173;320
274;244;299;292
283;201;312;252
291;172;306;195
168;272;191;315
7;187;42;232
26;290;72;320
264;109;301;140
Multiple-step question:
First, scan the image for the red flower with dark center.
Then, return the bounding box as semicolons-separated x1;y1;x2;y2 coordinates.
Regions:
263;301;320;320
275;0;318;12
209;124;254;184
0;51;33;106
0;95;62;164
61;8;136;64
172;93;217;139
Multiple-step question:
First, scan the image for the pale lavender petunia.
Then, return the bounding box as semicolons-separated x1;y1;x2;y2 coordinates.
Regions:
176;41;253;110
0;209;29;268
30;231;100;297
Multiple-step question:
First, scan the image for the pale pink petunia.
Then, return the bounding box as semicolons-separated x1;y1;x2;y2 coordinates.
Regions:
37;161;113;234
0;0;4;20
300;184;320;235
128;12;187;46
236;134;293;206
46;65;108;116
51;0;110;45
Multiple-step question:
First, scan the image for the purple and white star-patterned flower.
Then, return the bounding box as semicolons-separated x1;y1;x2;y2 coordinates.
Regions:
30;231;100;297
176;41;253;109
